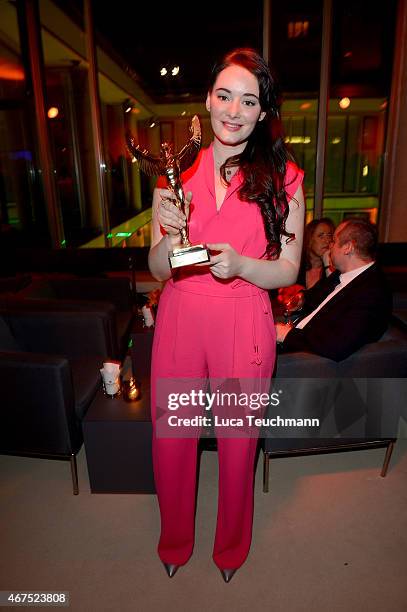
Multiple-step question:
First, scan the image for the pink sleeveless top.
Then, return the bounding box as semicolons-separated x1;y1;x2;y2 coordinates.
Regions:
160;143;304;296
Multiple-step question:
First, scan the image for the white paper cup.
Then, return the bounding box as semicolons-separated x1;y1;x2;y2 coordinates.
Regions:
105;381;120;395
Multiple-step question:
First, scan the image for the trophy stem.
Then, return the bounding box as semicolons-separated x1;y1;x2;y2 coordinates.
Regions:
167;180;190;246
180;227;191;247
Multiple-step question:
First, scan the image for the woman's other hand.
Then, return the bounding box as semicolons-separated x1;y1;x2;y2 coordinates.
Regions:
321;250;331;268
207;243;243;279
321;249;334;275
275;322;294;343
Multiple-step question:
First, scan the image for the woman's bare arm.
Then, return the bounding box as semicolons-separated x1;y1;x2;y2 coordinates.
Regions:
207;186;305;290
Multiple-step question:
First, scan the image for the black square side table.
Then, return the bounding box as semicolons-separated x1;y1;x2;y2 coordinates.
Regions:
83;378;155;493
130;319;154;378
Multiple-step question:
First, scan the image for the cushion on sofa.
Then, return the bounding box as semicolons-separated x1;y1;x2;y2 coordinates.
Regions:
0;316;20;351
70;357;102;419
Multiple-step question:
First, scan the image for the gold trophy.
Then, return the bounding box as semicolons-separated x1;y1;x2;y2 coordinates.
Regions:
126;115;210;269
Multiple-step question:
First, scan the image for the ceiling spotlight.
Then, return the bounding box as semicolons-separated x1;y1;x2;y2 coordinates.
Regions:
339;97;351;109
123;98;133;113
160;67;168;76
171;66;180;76
47;106;59;119
149;120;156;128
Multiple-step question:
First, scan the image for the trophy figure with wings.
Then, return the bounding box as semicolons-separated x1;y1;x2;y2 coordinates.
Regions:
126;115;210;269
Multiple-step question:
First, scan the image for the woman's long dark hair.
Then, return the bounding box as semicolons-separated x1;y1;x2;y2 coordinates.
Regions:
208;48;299;259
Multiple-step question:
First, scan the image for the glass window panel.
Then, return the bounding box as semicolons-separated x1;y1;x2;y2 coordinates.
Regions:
359;116;382;194
40;0;106;247
0;1;51;252
271;1;323;221
343;115;359;193
324;0;397;223
325;116;346;193
289;116;306;168
303;115;317;193
0;1;25;101
271;1;323;93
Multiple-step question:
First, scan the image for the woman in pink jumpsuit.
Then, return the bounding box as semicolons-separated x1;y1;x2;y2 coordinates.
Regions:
148;49;305;582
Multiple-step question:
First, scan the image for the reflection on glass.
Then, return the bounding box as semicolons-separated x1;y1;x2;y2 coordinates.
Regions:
0;1;51;252
325;0;397;224
1;0;398;253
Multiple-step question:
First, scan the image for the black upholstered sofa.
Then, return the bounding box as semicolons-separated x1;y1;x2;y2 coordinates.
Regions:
261;322;407;492
0;306;116;494
0;276;134;360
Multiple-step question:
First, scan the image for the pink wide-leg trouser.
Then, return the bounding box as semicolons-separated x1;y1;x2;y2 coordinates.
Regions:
151;281;275;569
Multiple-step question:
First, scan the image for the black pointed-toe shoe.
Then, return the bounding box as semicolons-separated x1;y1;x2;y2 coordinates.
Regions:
220;568;237;583
163;563;179;578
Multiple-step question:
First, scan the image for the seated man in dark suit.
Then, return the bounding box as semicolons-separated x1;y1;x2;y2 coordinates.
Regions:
275;218;392;362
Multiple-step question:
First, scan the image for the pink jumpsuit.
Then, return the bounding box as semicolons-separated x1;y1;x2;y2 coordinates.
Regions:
151;144;303;569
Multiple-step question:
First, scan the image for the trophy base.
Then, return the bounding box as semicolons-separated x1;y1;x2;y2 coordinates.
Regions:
169;244;210;269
